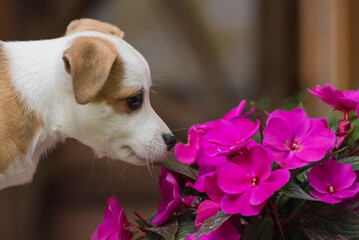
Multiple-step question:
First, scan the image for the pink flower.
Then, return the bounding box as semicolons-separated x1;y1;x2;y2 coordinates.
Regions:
308;160;359;204
196;150;227;167
195;200;221;228
187;200;241;240
217;146;290;216
203;118;260;156
152;169;183;226
223;100;254;120
175;124;212;165
339;171;359;210
175;100;253;165
335;120;351;148
308;84;359;112
91;196;133;240
263;108;335;169
194;167;224;203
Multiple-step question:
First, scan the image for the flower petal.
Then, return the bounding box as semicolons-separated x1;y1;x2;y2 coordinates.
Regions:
195;170;224;202
250;169;290;206
105;196;122;220
152;172;182;226
287;108;311;141
310;190;342;204
188;221;241;240
197;149;227;167
223;100;246;120
308;84;343;108
263;118;291;151
220;191;265;216
195;200;220;228
204;120;237;146
230;118;260;140
308;160;357;193
217;162;251;194
267;108;310;141
268;148;309;169
91;220;116;240
332;182;359;199
175;125;204;165
296;122;335;162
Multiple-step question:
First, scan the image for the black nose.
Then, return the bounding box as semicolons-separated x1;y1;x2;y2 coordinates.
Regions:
162;133;176;151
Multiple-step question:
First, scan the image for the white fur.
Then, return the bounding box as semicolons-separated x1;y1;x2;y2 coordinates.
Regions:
0;32;171;190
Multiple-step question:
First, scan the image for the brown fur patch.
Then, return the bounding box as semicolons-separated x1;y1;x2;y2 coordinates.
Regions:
64;36;140;113
94;83;143;114
0;44;43;173
65;18;124;38
63;37;119;104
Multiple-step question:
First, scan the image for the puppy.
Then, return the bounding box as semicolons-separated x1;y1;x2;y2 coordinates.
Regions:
0;18;175;190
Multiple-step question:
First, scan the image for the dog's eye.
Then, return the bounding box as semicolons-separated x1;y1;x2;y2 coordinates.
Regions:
126;93;143;110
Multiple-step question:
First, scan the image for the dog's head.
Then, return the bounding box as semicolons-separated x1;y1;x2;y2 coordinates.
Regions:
62;19;175;165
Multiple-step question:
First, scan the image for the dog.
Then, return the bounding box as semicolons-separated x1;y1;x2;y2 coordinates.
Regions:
0;18;176;190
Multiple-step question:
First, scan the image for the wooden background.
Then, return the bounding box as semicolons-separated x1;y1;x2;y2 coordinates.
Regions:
0;0;358;239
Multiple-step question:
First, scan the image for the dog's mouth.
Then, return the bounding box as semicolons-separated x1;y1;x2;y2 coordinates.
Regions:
121;145;167;166
120;146;149;165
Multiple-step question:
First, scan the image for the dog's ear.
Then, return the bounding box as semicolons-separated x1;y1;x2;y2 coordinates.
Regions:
66;18;124;39
62;37;117;105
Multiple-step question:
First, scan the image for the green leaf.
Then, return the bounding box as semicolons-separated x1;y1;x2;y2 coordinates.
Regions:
180;186;202;197
275;194;292;211
282;182;319;201
256;215;274;240
146;218;178;240
250;101;268;143
242;216;260;240
302;228;348;240
174;211;197;240
347;202;359;212
146;231;164;240
337;156;359;171
193;210;231;240
296;169;309;182
154;160;198;180
135;219;147;229
301;206;359;239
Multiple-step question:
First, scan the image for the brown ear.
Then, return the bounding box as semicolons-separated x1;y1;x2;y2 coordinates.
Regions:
63;37;117;104
65;18;124;38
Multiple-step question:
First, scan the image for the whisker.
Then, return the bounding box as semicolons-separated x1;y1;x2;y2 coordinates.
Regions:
149;89;159;94
171;127;189;133
91;137;106;174
119;162;129;179
151;73;167;81
105;140;112;183
145;144;153;177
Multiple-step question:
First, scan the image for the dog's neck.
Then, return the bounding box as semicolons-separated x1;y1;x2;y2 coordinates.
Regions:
4;38;73;134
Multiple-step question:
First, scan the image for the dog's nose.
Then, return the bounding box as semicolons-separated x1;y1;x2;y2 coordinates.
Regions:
162;133;176;151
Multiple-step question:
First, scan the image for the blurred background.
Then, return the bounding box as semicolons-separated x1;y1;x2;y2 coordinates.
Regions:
0;0;358;239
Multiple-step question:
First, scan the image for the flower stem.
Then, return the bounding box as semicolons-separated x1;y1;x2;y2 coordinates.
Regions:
128;222;147;238
189;168;198;180
133;211;152;228
269;199;285;239
281;215;294;226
